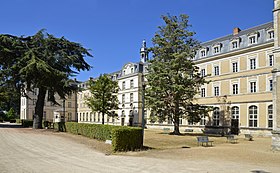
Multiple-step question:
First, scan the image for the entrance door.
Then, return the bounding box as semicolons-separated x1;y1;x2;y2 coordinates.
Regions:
231;119;239;135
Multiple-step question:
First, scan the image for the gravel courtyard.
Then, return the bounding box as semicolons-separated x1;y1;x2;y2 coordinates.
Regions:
0;123;279;173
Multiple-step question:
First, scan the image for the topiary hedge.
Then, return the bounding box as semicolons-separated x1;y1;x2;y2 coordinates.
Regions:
65;122;143;152
111;127;143;152
22;120;33;127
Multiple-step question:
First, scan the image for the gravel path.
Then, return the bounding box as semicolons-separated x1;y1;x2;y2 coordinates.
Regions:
0;123;279;173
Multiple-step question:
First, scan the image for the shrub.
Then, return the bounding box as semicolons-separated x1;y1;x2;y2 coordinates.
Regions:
9;119;16;123
22;120;33;127
112;127;143;152
65;122;143;152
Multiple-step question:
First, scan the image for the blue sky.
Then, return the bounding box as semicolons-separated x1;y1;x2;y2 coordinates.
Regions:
0;0;273;81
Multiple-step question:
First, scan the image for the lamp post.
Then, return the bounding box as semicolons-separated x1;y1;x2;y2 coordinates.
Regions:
141;74;146;145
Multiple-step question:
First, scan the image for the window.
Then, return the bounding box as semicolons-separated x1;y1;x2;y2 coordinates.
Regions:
213;46;220;54
250;58;256;69
122;81;125;90
130;80;134;89
231;106;239;119
269;55;274;66
86;113;88;122
232;62;238;72
200;114;206;126
131;68;134;73
201;50;206;57
232;41;238;49
268;105;273;128
249;106;258;127
269;79;273;91
233;84;238;95
130;93;133;103
214;66;219;76
68;102;72;108
250;82;256;93
122;94;125;103
249;36;256;44
121;110;125;117
79;113;82;121
90;113;92;122
94;113;96;122
214;86;219;96
213;107;220;126
83;113;85;121
201;88;206;97
201;69;206;77
98;113;100;122
68;112;72;121
268;30;274;40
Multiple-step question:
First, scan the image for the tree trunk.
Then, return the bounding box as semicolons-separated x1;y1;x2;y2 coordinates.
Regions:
102;112;105;125
33;87;46;129
173;102;181;135
173;115;181;135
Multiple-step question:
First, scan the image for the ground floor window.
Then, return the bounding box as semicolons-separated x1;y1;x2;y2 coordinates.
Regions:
231;106;239;120
200;114;206;126
268;105;273;128
249;105;258;127
213;107;220;126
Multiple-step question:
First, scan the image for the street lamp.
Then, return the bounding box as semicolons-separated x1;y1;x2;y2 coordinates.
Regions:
141;73;146;144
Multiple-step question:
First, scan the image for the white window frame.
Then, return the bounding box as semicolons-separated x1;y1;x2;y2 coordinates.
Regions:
201;50;206;57
213;46;220;54
231;106;240;120
247;56;258;70
232;62;238;73
267;29;274;40
213;107;220;126
232;83;239;95
267;104;273;128
201;88;206;97
201;68;206;77
267;77;273;91
248;105;258;127
248;33;258;45
214;66;219;76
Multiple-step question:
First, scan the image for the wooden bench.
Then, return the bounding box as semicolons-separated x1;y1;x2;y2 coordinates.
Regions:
163;128;170;134
226;135;238;144
197;136;213;147
245;134;253;141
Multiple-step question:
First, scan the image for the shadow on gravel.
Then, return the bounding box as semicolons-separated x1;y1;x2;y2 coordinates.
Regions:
0;123;23;128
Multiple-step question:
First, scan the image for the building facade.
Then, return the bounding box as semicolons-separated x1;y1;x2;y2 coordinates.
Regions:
76;40;148;126
20;89;77;122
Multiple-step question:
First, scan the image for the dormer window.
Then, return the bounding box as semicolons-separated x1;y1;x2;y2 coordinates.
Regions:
212;43;221;54
230;37;241;50
201;50;206;57
249;36;256;44
232;41;238;49
248;32;259;45
214;46;220;54
268;30;274;40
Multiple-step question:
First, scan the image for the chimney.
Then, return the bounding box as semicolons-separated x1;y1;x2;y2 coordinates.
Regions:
233;27;241;35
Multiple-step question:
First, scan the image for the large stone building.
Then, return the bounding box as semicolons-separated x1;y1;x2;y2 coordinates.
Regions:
20;2;280;149
20;89;78;122
77;40;148;126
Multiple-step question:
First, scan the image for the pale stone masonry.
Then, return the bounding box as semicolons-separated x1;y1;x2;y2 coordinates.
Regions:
272;0;280;151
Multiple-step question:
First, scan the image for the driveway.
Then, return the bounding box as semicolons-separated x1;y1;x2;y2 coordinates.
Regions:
0;123;278;173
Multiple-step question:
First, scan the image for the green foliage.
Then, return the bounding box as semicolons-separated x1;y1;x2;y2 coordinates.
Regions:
146;14;209;135
0;30;92;129
86;74;119;124
111;127;143;152
6;107;16;120
22;120;33;127
65;122;143;152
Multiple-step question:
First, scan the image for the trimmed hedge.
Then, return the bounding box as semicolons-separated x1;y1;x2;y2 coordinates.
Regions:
65;122;143;152
112;127;143;152
22;120;33;127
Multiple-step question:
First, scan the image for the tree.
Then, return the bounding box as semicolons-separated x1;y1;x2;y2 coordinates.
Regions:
86;74;119;124
0;30;92;128
146;14;209;135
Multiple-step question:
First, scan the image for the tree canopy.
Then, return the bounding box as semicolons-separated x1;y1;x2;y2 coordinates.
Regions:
86;74;119;124
146;14;209;135
0;30;92;128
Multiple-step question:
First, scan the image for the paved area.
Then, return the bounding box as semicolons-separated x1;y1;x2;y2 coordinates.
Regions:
0;123;279;173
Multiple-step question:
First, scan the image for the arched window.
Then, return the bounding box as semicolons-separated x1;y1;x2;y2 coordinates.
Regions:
231;106;239;119
268;105;273;128
86;113;88;122
213;107;220;126
249;106;258;127
83;113;85;122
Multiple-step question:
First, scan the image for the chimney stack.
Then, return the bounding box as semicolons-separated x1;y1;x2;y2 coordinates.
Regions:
233;27;241;35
